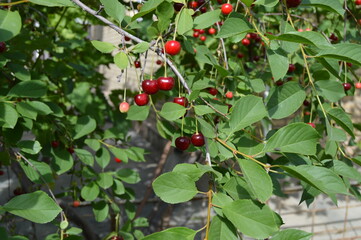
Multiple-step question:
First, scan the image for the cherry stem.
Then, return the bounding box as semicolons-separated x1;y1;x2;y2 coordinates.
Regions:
160;37;168;77
195;117;199;134
0;0;29;6
123;68;127;100
181;116;185;137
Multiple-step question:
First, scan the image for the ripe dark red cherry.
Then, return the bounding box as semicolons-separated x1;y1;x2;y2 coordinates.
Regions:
189;1;198;9
200;6;207;13
237;53;244;58
253;56;260;62
221;3;233;15
303;100;310;106
13;187;24;196
142;79;159;95
329;33;338;43
208;28;216;35
119;102;130;113
191;133;205;147
199;29;205;34
124;36;130;41
175;136;191;151
51;141;59;148
249;33;258;39
286;0;302;8
208;87;218;96
0;170;4;176
343;83;351;91
173;97;188;107
157;77;175;91
0;42;6;53
173;3;184;11
241;38;251;46
134;61;141;68
193;31;200;38
200;35;207;41
73;200;81;208
356;0;361;5
355;82;361;89
156;60;163;65
67;146;75;154
276;80;284;86
115;157;122;163
288;64;296;73
307;123;316;128
165;40;181;55
134;93;149;106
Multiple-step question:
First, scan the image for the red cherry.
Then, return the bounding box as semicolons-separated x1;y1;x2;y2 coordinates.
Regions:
246;34;251;39
237;53;244;58
13;187;24;196
200;6;207;13
221;3;233;15
208;28;216;35
189;1;198;9
67;146;75;154
115;158;122;163
110;236;124;240
157;77;175;91
175;136;191;151
225;91;233;99
343;83;352;91
173;97;188;107
346;62;352;67
307;123;316;128
0;42;6;53
355;82;361;89
216;21;224;26
297;29;304;32
165;40;181;55
356;0;361;5
191;133;205;147
303;100;310;106
134;61;141;68
173;3;184;11
359;19;361;25
200;35;207;41
305;111;311;116
0;170;4;176
199;29;205;34
119;102;130;113
156;60;163;65
51;141;60;148
286;77;293;81
276;80;284;86
241;38;251;46
193;29;200;32
329;33;338;43
208;87;218;96
73;200;81;208
305;28;312;31
193;31;200;38
217;0;224;3
134;93;149;106
249;33;258;39
286;0;302;8
142;79;159;94
253;56;260;62
288;64;296;73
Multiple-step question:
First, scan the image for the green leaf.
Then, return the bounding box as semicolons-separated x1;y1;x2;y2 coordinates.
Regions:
92;201;109;222
265;123;320;155
113;179;125;195
90;40;117;53
99;0;125;24
272;229;312;240
29;0;73;7
222;199;282;239
131;42;150;54
3;191;62;224
176;8;193;35
280;165;349;195
142;227;196;240
238;158;273;202
95;147;111;169
216;17;252;39
314;80;346;102
16;101;53;120
316;43;361;66
254;0;279;7
197;118;216;138
330;160;361;182
266;82;306;119
114;51;129;70
97;172;113;189
73;116;96;140
126;105;150;121
266;48;289;81
173;163;206;181
301;0;344;16
194;10;221;29
17;140;42;155
159;102;187;121
0;103;18;129
327;108;354;138
194;105;215;115
109;147;128;164
152;172;198;204
51;149;73;175
8;81;47;98
209;216;238;240
85;139;101;151
116;168;140;184
132;0;165;20
223;176;254;200
7;63;31;81
0;10;22;41
228;95;267;135
20;159;52;184
81;182;99;201
268;31;332;49
74;149;94;166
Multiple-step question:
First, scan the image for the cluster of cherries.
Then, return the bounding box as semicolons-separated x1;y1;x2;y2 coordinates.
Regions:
193;28;217;42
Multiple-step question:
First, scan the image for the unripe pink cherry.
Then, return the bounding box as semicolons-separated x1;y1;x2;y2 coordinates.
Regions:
119;102;130;113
